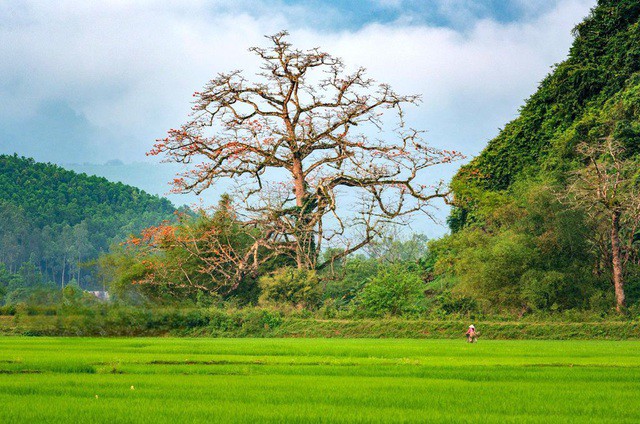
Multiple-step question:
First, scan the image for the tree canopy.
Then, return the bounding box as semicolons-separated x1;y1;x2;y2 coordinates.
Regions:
151;31;462;273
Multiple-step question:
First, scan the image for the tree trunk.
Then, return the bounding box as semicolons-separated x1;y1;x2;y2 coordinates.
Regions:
291;157;315;269
292;158;305;208
61;256;66;289
611;209;625;313
77;250;81;288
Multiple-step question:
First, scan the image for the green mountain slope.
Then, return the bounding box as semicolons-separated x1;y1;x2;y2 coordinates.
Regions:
452;0;640;219
0;154;176;289
431;0;640;314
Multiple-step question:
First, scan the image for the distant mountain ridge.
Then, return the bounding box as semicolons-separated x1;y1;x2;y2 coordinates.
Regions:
63;161;222;208
1;154;176;227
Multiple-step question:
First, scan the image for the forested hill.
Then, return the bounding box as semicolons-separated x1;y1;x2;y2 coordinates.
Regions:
0;154;175;228
430;0;640;314
0;154;176;289
450;0;640;228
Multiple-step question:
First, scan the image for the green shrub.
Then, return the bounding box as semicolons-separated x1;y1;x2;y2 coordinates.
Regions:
437;291;478;315
259;267;322;309
208;308;237;333
239;309;284;335
321;256;378;308
357;265;425;316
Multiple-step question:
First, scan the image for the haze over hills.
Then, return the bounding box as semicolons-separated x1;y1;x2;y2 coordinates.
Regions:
63;160;210;209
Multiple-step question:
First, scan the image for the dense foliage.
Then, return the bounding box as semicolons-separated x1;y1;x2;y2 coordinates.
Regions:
258;267;322;309
431;0;640;314
452;0;640;196
0;154;176;296
100;200;434;316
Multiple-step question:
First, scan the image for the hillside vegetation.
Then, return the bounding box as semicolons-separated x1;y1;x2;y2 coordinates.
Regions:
433;0;640;314
0;154;175;295
453;0;640;195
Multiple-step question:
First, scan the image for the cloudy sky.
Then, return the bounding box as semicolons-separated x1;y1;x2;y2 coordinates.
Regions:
0;0;597;234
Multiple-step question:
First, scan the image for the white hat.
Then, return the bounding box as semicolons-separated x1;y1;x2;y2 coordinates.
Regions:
469;325;475;329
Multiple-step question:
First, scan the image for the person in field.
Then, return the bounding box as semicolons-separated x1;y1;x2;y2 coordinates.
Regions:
465;325;478;343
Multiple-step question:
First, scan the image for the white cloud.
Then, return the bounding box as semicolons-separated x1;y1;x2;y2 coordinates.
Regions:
373;0;403;8
294;0;593;155
0;0;597;233
0;2;284;157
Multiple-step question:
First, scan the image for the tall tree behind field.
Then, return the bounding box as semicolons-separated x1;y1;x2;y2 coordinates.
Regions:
567;140;640;312
151;31;462;273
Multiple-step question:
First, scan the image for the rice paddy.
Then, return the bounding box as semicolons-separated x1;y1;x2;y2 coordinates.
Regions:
0;337;639;423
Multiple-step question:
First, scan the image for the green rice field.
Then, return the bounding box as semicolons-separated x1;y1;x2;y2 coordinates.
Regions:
0;337;639;423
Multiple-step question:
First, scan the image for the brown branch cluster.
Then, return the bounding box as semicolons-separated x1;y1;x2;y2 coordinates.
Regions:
150;31;464;271
568;138;640;265
127;207;293;296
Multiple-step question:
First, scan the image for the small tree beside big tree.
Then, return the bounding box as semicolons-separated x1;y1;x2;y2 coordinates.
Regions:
150;31;463;275
568;138;640;313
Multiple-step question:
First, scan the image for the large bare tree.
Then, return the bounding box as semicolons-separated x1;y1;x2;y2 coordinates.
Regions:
568;138;640;313
151;31;462;271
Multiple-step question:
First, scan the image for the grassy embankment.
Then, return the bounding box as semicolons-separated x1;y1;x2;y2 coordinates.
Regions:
1;310;639;339
0;337;639;423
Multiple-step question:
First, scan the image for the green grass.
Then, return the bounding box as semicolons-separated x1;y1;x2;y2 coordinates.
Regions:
0;338;639;423
4;313;640;339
